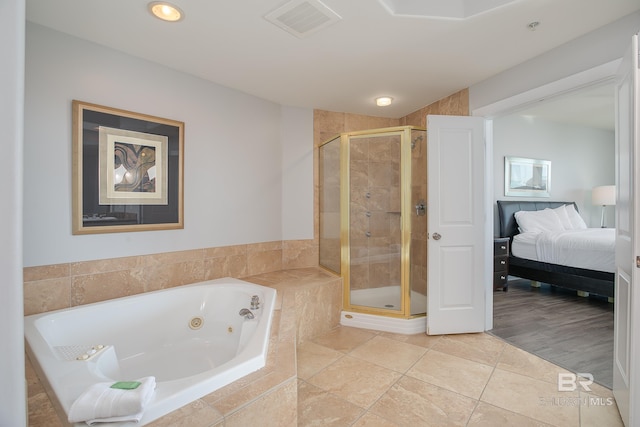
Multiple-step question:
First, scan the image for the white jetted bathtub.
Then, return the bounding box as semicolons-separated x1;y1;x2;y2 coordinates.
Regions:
24;277;276;426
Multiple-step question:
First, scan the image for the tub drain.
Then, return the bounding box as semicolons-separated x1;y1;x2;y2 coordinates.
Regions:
189;316;204;330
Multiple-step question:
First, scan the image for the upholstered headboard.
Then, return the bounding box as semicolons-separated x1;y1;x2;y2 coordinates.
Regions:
496;200;578;239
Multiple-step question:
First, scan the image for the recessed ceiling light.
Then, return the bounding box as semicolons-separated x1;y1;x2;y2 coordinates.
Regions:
148;2;184;22
376;96;393;107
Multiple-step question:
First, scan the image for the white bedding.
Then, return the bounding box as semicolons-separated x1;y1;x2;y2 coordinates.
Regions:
511;228;615;273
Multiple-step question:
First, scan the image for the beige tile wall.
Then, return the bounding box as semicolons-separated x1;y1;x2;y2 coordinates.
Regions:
400;88;469;127
23;240;317;316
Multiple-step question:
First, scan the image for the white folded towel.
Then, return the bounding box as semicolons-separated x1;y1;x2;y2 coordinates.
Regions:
85;412;144;425
68;376;156;425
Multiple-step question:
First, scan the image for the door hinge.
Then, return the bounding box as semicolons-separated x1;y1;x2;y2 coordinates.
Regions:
636;256;640;268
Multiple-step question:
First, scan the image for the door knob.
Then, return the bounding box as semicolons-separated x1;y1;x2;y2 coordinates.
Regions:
432;232;441;240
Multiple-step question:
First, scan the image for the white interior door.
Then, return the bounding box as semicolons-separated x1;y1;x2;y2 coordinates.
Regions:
613;33;639;427
426;115;490;335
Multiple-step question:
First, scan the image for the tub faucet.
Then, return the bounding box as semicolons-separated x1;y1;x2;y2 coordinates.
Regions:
239;308;255;319
251;295;260;310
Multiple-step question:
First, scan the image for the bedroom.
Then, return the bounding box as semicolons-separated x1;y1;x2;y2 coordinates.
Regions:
492;83;616;231
490;82;616;388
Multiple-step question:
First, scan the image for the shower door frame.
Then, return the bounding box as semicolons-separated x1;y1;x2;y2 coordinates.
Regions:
339;126;426;319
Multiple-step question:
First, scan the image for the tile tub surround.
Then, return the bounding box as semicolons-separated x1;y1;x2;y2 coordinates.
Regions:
27;268;342;426
23;240;318;316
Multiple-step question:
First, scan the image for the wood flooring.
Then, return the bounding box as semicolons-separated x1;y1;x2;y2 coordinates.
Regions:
490;279;614;388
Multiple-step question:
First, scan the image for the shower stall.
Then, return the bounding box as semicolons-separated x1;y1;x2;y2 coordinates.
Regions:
319;126;428;333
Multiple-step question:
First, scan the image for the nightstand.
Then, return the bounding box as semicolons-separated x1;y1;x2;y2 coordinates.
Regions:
494;237;509;291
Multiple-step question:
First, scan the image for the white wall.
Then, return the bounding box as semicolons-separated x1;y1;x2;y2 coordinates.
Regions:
281;106;314;240
492;115;615;230
24;23;314;267
1;1;26;425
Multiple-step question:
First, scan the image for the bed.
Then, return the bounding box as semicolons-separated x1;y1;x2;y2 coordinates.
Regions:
497;200;615;298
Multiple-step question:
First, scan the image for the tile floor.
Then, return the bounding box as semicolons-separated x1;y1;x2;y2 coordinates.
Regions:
297;326;624;426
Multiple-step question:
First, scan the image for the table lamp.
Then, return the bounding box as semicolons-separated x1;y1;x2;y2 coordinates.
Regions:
592;185;616;228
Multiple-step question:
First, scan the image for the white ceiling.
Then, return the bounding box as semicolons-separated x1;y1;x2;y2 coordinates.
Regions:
26;0;639;119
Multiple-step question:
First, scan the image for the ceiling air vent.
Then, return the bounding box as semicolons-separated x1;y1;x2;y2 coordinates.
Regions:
264;0;342;38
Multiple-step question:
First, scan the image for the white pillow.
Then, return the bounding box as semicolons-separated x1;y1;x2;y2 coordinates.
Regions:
565;204;587;229
552;205;574;230
514;208;565;234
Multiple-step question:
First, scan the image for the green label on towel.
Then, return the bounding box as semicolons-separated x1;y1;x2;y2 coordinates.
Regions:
110;381;141;390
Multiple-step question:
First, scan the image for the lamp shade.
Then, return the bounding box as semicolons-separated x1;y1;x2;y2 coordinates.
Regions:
592;185;616;206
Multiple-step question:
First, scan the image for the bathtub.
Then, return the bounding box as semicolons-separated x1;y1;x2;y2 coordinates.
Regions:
24;277;276;426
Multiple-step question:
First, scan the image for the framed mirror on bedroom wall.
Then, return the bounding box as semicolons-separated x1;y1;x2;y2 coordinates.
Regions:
504;156;551;198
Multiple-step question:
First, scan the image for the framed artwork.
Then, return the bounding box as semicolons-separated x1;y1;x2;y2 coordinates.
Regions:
504;156;551;198
72;100;184;234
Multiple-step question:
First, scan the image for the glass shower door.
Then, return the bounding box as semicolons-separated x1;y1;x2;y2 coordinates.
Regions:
409;128;427;316
318;136;341;274
348;132;403;313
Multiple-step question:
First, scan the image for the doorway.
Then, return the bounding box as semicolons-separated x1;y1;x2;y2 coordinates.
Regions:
479;76;617;388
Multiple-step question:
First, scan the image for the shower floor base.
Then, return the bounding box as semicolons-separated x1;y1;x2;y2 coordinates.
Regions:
340;311;426;334
350;286;427;313
342;286;427;334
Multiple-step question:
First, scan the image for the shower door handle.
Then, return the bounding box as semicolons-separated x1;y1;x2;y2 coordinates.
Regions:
432;232;441;240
